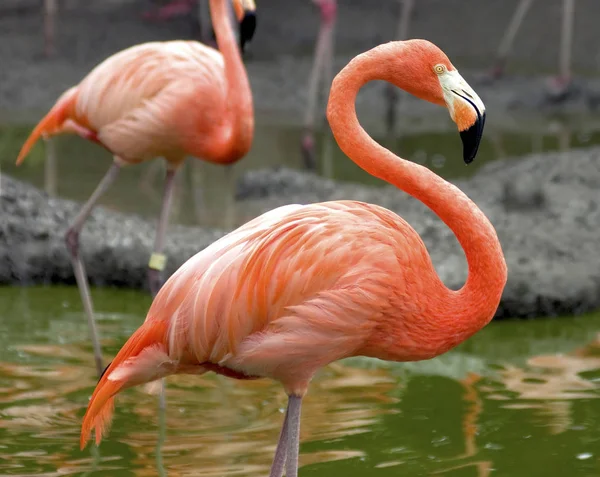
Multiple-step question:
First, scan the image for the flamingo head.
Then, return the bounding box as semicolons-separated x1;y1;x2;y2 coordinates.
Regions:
389;40;486;164
434;61;486;164
233;0;256;53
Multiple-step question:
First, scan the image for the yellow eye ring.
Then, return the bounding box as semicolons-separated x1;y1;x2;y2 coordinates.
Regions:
434;64;446;75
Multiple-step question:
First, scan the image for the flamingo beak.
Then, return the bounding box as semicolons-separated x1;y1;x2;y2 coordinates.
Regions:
439;70;486;164
454;92;486;164
238;0;256;53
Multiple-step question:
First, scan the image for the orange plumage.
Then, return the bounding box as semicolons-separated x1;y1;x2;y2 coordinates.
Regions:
80;39;507;477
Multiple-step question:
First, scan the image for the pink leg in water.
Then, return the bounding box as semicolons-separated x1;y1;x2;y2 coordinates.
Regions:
66;161;122;377
268;395;303;477
301;0;337;171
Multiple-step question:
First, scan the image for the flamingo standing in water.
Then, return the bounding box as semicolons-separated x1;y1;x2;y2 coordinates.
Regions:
16;0;257;377
80;39;507;476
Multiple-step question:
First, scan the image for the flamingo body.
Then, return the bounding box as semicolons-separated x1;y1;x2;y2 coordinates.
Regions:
81;39;507;477
135;201;445;386
18;41;243;168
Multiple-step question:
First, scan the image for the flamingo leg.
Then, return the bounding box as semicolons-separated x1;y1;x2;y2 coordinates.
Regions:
44;138;57;197
268;405;290;477
44;0;57;57
284;395;303;477
386;0;415;137
553;0;575;94
489;0;535;79
223;164;236;230
301;0;337;171
148;167;178;297
155;380;168;477
320;6;336;178
65;161;122;377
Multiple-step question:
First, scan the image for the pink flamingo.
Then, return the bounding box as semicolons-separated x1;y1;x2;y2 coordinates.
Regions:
79;39;506;476
16;0;256;377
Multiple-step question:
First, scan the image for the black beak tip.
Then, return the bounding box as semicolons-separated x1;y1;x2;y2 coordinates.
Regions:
460;111;486;165
239;11;256;53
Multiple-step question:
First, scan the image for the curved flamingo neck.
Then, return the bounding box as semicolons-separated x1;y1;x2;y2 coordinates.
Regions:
209;0;254;163
326;43;507;355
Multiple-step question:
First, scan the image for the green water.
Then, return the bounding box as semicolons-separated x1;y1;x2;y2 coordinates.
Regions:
0;286;599;476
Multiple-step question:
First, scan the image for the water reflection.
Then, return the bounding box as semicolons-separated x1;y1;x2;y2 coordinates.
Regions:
489;332;600;436
0;299;598;476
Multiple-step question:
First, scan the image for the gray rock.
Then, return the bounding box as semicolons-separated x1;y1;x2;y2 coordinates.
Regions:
2;146;599;319
236;148;600;319
0;175;223;288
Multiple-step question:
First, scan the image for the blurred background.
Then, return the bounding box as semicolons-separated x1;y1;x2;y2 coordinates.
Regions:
1;1;600;476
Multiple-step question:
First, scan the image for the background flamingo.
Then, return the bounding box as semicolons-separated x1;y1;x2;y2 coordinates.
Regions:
16;0;256;377
488;0;575;97
79;39;506;477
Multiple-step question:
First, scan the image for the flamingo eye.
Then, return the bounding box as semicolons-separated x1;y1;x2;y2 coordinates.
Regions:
434;64;446;75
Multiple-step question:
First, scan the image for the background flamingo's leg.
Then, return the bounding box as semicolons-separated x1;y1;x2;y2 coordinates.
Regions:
301;0;337;171
488;0;535;80
385;0;415;138
66;161;122;377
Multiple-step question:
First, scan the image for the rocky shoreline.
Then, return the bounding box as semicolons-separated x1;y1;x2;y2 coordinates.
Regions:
2;145;599;319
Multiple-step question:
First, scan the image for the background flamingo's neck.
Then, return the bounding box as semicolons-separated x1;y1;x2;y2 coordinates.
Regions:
326;43;507;352
209;0;254;162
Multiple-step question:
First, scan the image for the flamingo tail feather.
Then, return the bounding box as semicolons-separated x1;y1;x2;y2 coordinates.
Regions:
16;87;78;165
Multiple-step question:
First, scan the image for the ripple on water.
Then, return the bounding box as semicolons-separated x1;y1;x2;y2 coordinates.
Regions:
1;288;600;476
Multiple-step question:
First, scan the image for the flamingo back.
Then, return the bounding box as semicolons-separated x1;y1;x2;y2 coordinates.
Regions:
74;41;227;162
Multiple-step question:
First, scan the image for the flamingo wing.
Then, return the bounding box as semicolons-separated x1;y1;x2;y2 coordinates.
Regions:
74;41;226;161
147;201;432;381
